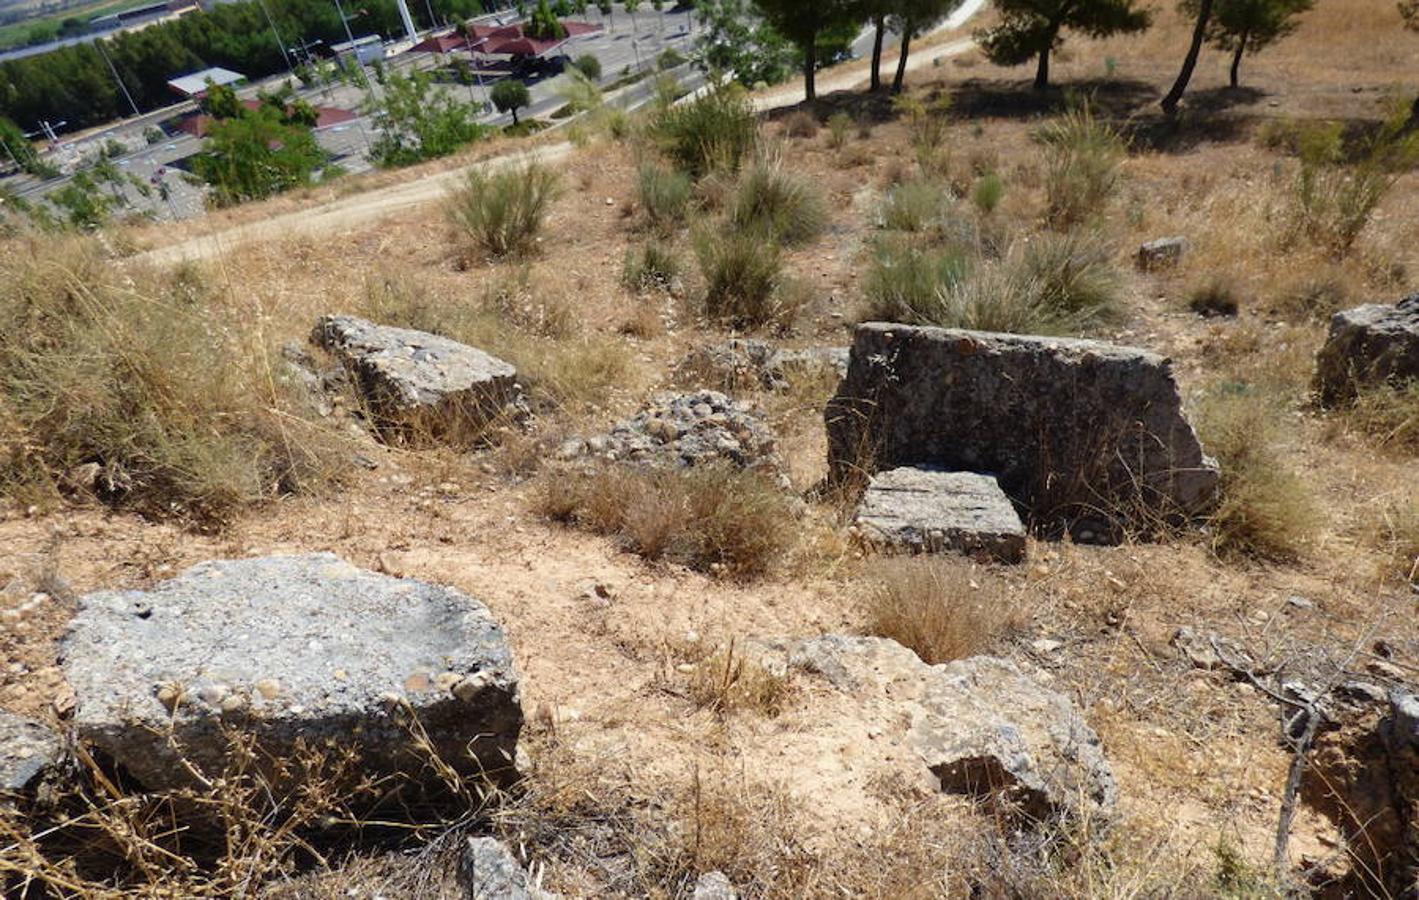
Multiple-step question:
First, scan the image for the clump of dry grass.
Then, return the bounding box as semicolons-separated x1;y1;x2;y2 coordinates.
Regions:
1037;102;1125;230
360;270;635;412
0;237;346;527
1375;492;1419;585
0;726;476;898
1341;382;1419;452
695;230;800;331
533;464;798;578
861;557;1022;665
728;155;827;246
684;638;790;716
1195;386;1321;560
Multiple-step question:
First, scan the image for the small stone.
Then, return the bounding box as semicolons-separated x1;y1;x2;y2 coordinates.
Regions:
1031;638;1065;654
255;679;281;701
155;683;184;713
453;672;493;703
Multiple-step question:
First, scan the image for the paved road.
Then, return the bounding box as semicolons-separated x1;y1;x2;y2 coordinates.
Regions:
3;3;697;221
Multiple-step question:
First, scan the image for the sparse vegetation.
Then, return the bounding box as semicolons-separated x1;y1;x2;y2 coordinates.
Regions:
879;178;952;233
860;236;972;324
534;463;797;578
827;111;853;149
0;239;344;526
862;558;1020;664
637;161;694;231
972;172;1006;214
1037;102;1126;229
696;229;796;329
447;163;563;260
650;86;759;177
728;157;828;245
622;241;682;291
1196;386;1320;559
686;639;790;715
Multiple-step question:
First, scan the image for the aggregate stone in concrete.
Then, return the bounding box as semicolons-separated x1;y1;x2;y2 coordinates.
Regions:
313;314;523;445
855;467;1026;564
61;554;522;792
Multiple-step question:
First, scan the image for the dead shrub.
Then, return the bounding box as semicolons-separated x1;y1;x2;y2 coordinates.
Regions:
1195;386;1320;560
862;557;1022;664
533;464;797;578
1341;381;1419;452
0;237;345;527
685;639;790;716
782;110;818;139
0;725;483;897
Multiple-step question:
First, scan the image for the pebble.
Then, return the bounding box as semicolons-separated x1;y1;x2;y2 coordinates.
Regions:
255;678;281;700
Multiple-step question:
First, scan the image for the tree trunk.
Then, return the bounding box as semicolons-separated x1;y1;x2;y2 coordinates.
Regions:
805;34;817;102
1161;0;1213;115
1229;32;1246;88
892;26;911;93
1033;46;1050;90
870;14;885;92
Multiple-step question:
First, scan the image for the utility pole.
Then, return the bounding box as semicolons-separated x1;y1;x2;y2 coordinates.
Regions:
94;38;142;119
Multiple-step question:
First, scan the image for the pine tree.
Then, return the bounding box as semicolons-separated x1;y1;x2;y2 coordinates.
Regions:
751;0;860;101
980;0;1151;91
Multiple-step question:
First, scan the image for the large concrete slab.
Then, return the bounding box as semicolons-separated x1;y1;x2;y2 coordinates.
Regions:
855;467;1026;564
313;314;523;446
61;554;522;792
792;636;1117;821
826;323;1219;537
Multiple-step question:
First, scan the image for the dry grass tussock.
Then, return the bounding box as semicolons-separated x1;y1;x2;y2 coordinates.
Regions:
531;463;798;579
0;237;348;527
1194;386;1321;560
359;270;637;413
862;557;1024;664
675;637;791;717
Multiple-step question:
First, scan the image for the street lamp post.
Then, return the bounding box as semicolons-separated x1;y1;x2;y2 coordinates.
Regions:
94;38;142;119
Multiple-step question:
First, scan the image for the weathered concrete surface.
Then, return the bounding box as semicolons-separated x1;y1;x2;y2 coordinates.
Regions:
854;467;1026;564
1136;236;1188;271
826;324;1219;535
313;315;523;445
1314;295;1419;404
61;554;522;792
792;636;1116;821
0;711;62;797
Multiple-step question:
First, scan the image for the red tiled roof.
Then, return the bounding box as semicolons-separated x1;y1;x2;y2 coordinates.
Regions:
178;100;356;138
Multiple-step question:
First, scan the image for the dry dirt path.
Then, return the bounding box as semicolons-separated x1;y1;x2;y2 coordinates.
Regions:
143;8;987;266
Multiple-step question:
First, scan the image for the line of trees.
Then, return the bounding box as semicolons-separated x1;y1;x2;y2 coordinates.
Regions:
696;0;966;101
697;0;1352;113
0;0;486;133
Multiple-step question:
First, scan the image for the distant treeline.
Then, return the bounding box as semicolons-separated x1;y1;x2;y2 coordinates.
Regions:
0;0;492;132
